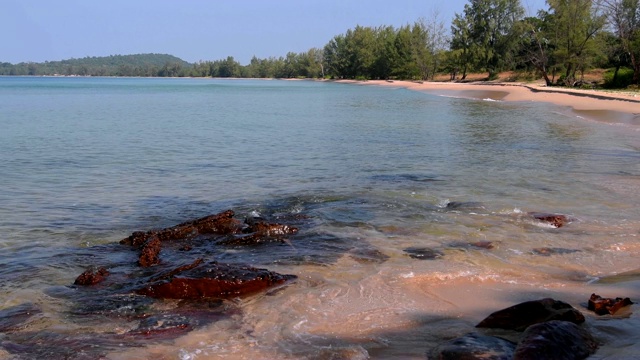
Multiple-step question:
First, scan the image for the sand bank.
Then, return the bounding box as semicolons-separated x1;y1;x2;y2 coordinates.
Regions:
340;79;640;125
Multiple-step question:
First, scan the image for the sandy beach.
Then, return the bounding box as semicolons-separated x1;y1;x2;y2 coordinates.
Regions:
339;79;640;126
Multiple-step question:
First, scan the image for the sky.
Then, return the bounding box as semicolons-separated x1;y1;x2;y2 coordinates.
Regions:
2;0;548;65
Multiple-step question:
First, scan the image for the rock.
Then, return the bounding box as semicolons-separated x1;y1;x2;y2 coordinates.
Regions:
429;332;516;360
128;301;236;339
349;247;390;264
119;210;243;247
528;212;569;228
448;241;495;250
74;267;110;286
0;303;41;332
513;320;598;360
476;298;585;331
532;247;580;256
137;260;297;300
66;209;302;350
588;293;633;315
404;247;443;260
446;201;486;210
138;236;161;267
244;218;298;237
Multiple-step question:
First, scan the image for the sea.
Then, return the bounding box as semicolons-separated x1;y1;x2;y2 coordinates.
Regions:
0;77;639;359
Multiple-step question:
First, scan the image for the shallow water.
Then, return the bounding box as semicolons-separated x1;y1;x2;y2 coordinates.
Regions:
0;77;639;359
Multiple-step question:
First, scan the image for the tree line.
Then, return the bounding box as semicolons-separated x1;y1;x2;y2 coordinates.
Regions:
2;0;638;88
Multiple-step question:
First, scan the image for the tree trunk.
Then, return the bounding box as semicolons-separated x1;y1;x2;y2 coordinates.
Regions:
631;52;640;85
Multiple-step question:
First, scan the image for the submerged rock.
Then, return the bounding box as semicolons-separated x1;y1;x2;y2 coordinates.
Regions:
67;209;299;343
528;212;569;228
532;247;580;256
588;293;633;315
137;259;296;300
349;247;390;264
404;247;444;260
429;332;516;360
448;241;495;250
513;320;598;360
0;303;41;333
476;298;585;331
74;267;110;286
445;201;486;210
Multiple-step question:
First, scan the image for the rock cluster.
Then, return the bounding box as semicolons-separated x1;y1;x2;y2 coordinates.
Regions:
588;293;634;315
76;210;298;300
430;298;594;360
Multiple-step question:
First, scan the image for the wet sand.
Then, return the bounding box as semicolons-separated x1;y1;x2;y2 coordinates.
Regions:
340;79;640;125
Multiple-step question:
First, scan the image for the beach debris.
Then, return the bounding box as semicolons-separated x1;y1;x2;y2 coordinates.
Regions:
532;247;580;256
528;212;569;228
513;320;598;360
403;247;444;260
74;267;110;286
137;260;296;300
0;303;41;333
429;332;516;360
587;293;633;315
476;298;585;331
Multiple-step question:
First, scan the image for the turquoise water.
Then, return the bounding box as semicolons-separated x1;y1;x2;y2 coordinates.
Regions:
1;77;639;359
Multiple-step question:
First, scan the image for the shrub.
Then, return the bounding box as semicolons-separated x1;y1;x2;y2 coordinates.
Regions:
603;67;634;88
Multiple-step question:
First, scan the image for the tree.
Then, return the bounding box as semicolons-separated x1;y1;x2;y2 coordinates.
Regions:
218;56;241;77
546;0;607;86
602;0;640;84
450;12;475;79
517;14;556;85
457;0;525;79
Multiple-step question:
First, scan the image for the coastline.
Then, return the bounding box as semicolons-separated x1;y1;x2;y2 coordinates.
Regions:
336;79;640;125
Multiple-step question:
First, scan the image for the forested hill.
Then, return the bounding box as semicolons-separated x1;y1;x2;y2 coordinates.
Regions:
0;54;192;77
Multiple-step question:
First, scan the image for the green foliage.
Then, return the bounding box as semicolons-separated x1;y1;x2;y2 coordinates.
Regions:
452;0;525;78
2;0;635;83
0;54;190;77
603;67;635;87
546;0;606;86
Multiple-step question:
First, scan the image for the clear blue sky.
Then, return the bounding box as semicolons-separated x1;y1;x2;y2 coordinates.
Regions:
2;0;548;65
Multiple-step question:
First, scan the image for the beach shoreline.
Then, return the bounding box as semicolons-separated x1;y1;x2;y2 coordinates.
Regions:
334;79;640;125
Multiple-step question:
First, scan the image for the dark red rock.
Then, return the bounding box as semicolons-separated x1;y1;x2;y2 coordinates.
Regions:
528;212;569;228
476;298;585;331
138;236;161;267
137;260;296;300
513;320;598;360
216;219;299;246
120;210;243;247
429;332;516;360
588;293;633;315
244;220;298;236
74;267;110;286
